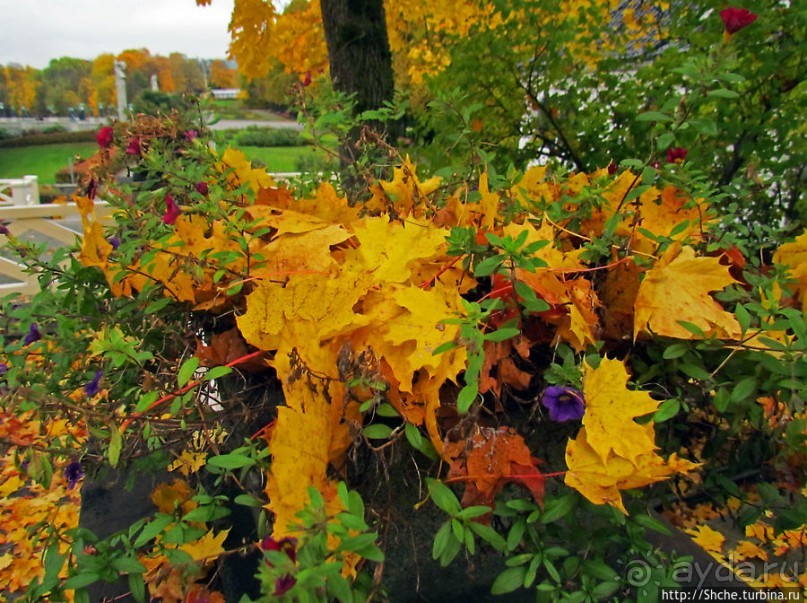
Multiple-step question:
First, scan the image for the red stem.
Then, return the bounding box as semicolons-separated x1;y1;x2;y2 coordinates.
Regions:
119;350;265;433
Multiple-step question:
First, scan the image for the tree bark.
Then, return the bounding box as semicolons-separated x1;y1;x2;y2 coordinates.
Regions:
319;0;396;166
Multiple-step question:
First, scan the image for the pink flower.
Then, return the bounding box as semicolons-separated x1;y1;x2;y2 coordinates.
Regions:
720;7;758;35
184;130;198;142
666;147;688;164
96;126;114;148
195;181;209;196
163;195;181;225
125;137;142;155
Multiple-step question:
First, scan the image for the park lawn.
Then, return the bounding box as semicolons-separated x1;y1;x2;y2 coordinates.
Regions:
0;143;97;184
0;142;331;186
236;144;334;173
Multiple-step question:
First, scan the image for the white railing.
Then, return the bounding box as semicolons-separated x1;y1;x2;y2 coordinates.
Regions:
0;197;112;296
0;175;40;206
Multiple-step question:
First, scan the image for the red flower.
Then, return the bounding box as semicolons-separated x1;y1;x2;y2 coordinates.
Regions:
163;195;181;225
666;147;688;164
261;536;297;564
125;137;142;155
96;126;114;148
274;574;296;596
195;181;209;196
720;7;758;34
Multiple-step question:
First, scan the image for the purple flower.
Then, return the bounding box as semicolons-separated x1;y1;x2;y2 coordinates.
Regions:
541;385;585;422
0;363;7;374
65;461;84;489
24;323;42;345
0;222;10;236
273;574;296;597
85;370;103;397
107;235;121;250
194;181;209;196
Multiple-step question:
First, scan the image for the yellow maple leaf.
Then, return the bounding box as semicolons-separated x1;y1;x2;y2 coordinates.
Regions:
581;358;660;464
178;528;230;563
565;428;699;514
634;243;741;340
151;479;196;515
168;451;208;477
772;229;807;308
263;377;346;538
686;524;726;555
732;539;769;561
349;216;449;285
237;270;371;360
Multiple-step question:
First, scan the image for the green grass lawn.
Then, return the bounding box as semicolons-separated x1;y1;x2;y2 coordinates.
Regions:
0;143;97;183
0;141;333;187
237;145;335;173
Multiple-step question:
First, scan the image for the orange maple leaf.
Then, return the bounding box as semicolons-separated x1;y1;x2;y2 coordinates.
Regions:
446;427;544;516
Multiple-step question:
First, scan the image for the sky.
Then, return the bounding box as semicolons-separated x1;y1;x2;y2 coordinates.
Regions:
0;0;237;69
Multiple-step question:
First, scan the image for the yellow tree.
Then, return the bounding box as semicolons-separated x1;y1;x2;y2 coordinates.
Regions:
91;54;117;112
209;60;238;88
3;64;38;113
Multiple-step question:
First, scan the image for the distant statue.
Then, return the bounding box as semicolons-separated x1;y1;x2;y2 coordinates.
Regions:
150;74;159;92
114;60;128;121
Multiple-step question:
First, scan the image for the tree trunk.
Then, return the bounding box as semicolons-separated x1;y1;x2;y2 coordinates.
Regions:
319;0;396;167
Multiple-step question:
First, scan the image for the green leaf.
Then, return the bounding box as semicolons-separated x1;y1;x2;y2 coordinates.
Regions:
457;383;479;413
633;514;672;536
135;391;160;413
207;453;256;470
432;522;452;560
583;559;619;581
64;572;101;590
235;493;264;507
108;427;122;468
433;340;458;355
656;132;676;151
129;573;146;603
483;327;520;342
654;399;681;423
540;494;576;524
662;343;689;360
134;514;173;548
469;522;506;550
110;556;147;574
375;403;400;418
326;573;353;603
205;365;233;380
735;304;752;333
362;424;393;439
457;505;491;520
491;566;527;595
637;111;673;122
177;356;200;388
427;478;462;515
474;254;504;277
730;377;756;402
707;88;740;99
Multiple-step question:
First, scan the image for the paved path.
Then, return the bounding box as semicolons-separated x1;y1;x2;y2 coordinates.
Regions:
209;118;302;131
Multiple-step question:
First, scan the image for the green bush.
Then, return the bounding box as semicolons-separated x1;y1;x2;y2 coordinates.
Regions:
0;129;97;148
235;126;307;147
